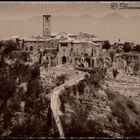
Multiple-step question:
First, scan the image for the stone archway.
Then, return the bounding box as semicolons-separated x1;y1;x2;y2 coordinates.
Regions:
62;56;67;64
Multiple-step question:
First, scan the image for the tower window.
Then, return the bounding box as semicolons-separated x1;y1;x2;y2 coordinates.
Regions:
61;43;68;47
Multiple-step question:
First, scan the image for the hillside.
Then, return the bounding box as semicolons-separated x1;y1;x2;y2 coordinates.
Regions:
58;69;140;138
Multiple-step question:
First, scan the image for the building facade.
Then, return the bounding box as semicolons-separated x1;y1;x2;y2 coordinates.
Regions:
15;14;104;68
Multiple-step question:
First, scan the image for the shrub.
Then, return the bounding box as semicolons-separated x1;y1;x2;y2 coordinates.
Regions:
89;68;106;88
102;41;111;52
73;85;78;96
133;61;139;75
133;44;140;53
2;40;18;56
123;42;131;52
61;97;89;137
106;89;140;137
55;74;68;86
77;80;85;95
109;50;116;62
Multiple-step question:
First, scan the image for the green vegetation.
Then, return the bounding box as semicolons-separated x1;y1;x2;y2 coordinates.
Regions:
55;74;68;86
59;66;140;138
102;41;111;52
0;40;55;137
60;67;109;137
0;61;52;137
123;42;132;53
106;90;140;137
0;39;140;138
133;44;140;53
109;49;116;62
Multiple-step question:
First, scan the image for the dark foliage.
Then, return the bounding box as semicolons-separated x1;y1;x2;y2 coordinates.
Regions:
55;74;68;86
109;50;116;62
102;41;111;52
3;40;18;55
133;44;140;53
123;42;131;52
106;90;140;137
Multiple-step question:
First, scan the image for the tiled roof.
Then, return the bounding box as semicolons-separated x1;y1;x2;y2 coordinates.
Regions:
22;36;53;42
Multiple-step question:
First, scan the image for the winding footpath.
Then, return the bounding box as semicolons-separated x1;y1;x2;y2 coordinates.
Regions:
50;71;86;138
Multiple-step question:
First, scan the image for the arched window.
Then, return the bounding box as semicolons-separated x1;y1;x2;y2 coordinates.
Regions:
25;47;28;51
62;56;67;64
30;46;33;51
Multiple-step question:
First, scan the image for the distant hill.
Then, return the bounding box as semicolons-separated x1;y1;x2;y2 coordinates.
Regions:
0;12;140;43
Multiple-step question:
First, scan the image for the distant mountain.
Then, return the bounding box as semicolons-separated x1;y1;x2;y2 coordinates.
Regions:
100;12;127;20
0;13;140;43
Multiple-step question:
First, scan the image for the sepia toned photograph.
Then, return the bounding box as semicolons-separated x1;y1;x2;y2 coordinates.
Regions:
0;1;140;139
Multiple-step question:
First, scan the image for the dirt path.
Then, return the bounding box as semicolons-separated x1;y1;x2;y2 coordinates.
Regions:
50;70;86;137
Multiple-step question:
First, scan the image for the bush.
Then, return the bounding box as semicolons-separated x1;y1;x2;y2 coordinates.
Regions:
123;42;131;52
77;80;85;95
55;74;68;86
102;41;111;52
3;40;18;55
133;61;140;75
88;68;106;89
109;50;116;62
106;89;140;137
61;96;89;137
0;45;54;137
133;44;140;53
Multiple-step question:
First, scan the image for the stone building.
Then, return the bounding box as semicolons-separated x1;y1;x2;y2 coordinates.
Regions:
56;36;102;68
15;14;103;68
57;39;73;65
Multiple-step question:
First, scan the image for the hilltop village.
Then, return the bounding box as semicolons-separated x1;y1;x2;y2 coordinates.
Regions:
0;14;140;138
8;14;104;69
1;14;140;72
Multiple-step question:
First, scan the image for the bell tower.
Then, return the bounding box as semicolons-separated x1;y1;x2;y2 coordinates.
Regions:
43;13;51;38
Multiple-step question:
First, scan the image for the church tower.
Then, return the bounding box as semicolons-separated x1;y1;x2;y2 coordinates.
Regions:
43;13;51;38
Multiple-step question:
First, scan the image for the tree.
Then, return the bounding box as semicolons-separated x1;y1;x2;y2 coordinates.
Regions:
102;41;111;52
123;42;131;52
55;74;68;86
133;61;140;75
3;40;18;55
0;41;4;49
134;44;140;53
109;49;116;62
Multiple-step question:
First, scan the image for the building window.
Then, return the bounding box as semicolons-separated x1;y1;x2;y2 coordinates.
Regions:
25;47;28;51
62;56;67;64
63;49;65;52
61;43;68;47
30;46;33;51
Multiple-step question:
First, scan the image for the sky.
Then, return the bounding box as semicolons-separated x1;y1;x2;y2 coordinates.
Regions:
0;1;140;20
